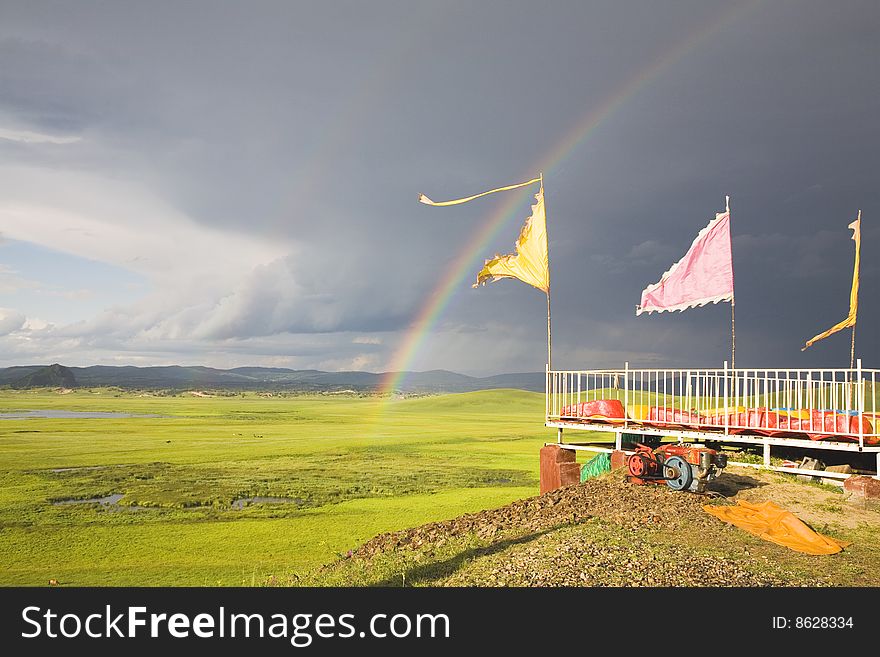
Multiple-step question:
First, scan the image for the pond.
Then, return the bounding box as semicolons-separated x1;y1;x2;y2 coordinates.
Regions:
231;497;304;510
52;493;125;506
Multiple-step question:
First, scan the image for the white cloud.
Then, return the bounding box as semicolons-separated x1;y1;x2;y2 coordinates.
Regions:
0;265;40;294
316;353;380;372
39;288;94;301
0;187;415;368
352;335;382;344
22;317;51;331
0;165;300;345
0;308;26;336
0;264;94;300
0;127;82;145
0;166;287;284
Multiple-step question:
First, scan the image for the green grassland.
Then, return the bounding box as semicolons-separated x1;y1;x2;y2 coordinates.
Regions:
0;388;589;586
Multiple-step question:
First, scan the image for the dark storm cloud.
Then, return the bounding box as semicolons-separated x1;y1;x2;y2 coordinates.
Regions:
0;0;876;373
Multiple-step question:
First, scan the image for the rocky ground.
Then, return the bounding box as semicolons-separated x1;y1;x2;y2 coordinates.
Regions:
441;521;787;586
292;467;880;587
354;475;720;557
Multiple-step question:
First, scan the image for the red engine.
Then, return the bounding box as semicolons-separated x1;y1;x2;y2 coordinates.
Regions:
626;443;727;493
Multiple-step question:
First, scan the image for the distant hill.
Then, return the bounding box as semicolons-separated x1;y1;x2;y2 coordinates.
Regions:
10;364;77;389
0;364;543;393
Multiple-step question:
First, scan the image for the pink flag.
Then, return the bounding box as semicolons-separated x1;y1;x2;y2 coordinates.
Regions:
636;210;734;315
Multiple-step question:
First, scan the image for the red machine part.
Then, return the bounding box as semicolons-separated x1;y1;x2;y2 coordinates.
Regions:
656;443;710;464
626;444;662;485
626;443;726;492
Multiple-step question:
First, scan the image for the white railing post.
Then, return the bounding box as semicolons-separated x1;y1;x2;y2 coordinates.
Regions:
553;370;557;419
723;360;729;436
858;358;864;450
807;371;813;420
764;371;769;413
545;364;550;422
624;361;629;429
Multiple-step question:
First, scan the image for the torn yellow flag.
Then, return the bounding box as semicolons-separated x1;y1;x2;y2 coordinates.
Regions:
802;213;861;351
418;177;541;207
473;186;549;293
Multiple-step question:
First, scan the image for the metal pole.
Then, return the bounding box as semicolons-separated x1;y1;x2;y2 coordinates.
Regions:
850;325;856;370
542;171;551;371
849;210;860;395
723;360;729;437
545;364;549;421
731;297;736;370
847;326;855;409
727;195;736;369
547;291;552;371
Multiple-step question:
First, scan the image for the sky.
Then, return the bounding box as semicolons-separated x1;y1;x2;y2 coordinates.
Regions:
0;0;877;376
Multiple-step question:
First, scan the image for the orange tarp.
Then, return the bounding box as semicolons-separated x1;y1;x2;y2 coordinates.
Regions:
703;500;850;555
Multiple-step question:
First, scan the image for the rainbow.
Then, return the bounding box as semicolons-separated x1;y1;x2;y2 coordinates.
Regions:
378;1;758;397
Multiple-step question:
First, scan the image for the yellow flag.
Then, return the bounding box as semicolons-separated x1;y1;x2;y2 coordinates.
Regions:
802;213;861;351
418;177;541;206
473;186;549;293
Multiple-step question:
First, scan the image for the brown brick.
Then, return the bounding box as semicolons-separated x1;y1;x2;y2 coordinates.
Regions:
545;444;576;463
559;462;581;487
843;475;880;499
825;464;853;474
610;450;629;471
539;445;576;494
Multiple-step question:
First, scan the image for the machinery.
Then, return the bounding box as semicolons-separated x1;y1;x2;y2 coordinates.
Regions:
626;443;727;493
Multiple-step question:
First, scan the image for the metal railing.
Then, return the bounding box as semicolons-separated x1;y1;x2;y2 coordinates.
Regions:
546;360;879;449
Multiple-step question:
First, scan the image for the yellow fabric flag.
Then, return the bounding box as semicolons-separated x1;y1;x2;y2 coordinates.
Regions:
802;213;861;351
418;177;541;207
473;186;549;293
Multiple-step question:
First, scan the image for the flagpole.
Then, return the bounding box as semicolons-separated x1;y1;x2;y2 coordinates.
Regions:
727;195;735;369
851;325;856;370
542;171;552;370
850;209;861;370
731;298;736;370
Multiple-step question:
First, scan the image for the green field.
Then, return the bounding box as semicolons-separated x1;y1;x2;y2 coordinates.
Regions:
0;388;584;586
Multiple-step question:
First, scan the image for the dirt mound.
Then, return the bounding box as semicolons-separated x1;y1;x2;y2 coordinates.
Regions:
300;468;880;587
442;521;787;587
355;473;719;559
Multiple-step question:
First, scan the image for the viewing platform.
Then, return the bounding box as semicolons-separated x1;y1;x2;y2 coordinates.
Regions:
546;361;880;479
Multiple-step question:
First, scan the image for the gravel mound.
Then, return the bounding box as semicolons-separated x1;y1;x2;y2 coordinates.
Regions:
355;474;720;559
300;468;874;587
442;522;788;587
346;473;802;586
